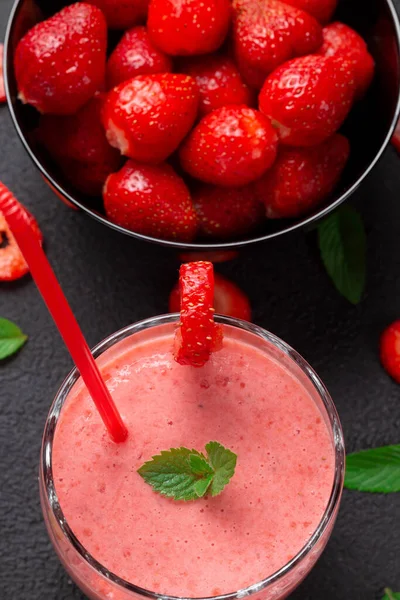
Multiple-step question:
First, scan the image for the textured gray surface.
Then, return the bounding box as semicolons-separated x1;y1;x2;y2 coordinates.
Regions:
1;0;400;598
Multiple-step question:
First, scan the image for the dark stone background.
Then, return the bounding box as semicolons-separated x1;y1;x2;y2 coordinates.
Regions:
0;0;399;597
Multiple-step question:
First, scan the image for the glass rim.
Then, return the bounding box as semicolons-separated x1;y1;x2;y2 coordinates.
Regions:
41;314;345;600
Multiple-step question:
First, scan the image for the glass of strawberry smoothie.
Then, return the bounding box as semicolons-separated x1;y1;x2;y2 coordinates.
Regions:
40;314;344;600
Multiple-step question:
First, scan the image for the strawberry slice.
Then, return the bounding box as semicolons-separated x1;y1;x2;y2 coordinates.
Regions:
0;182;43;281
380;320;400;383
174;262;223;367
170;271;251;322
0;44;6;103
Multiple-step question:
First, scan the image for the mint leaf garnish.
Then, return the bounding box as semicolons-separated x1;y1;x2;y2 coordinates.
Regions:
0;317;27;360
383;588;400;600
344;445;400;493
138;442;237;501
318;205;366;304
206;441;238;497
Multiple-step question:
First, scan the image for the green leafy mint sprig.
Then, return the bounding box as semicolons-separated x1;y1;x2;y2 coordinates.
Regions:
345;445;400;493
0;317;27;360
318;205;366;305
137;441;237;501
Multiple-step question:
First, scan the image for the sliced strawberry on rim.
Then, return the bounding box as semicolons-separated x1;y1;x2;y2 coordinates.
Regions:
170;272;251;321
0;44;6;103
0;182;43;281
392;118;400;155
174;261;223;367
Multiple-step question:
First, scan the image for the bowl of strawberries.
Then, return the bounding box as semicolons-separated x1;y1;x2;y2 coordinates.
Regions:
3;0;400;249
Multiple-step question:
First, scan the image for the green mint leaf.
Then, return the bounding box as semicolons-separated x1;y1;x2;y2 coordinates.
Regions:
344;445;400;493
383;588;400;600
189;453;214;475
0;318;28;360
138;442;237;501
206;441;237;497
318;205;366;304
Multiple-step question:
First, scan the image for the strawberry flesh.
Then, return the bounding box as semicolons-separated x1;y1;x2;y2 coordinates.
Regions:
0;182;43;281
174;262;223;367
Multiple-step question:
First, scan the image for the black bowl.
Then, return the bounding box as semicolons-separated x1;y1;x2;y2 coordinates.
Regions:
4;0;400;250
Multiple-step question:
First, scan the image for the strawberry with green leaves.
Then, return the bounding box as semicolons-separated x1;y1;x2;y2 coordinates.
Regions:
14;3;107;115
259;55;355;147
232;0;323;88
103;161;198;242
180;105;278;186
102;74;199;163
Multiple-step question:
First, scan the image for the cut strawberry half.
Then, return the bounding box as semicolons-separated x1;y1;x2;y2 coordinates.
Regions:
170;272;251;322
174;261;223;367
0;44;6;103
0;182;43;281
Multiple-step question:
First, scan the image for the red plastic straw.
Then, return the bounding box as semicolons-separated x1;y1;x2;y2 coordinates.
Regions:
0;188;128;443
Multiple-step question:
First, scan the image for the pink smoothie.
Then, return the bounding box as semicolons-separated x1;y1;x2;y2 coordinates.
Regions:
52;325;335;597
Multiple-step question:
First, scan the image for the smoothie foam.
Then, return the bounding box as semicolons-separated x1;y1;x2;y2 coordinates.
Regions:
52;325;335;597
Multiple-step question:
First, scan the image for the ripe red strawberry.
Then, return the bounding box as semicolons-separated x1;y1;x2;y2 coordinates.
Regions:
0;44;5;103
180;105;278;187
174;261;223;367
106;26;172;90
170;271;251;321
380;320;400;383
283;0;337;24
39;94;122;196
318;22;375;100
178;250;239;263
392;119;400;155
0;182;43;281
85;0;149;29
103;160;198;241
259;55;355;147
232;0;323;89
254;134;350;219
148;0;231;56
180;55;253;117
193;185;264;239
102;74;199;163
14;3;107;115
